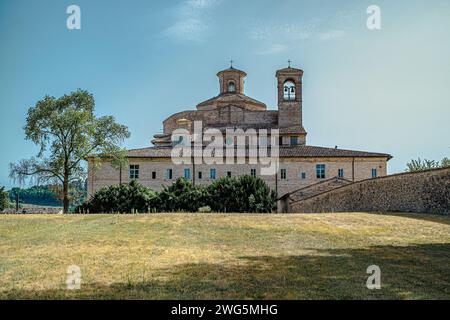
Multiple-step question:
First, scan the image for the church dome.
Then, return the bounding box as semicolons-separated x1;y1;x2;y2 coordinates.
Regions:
216;66;247;78
217;64;247;95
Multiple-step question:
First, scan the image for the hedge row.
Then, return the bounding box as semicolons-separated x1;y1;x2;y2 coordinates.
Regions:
76;176;276;213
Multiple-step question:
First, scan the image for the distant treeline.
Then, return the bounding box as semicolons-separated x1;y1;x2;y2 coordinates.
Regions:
8;186;62;207
8;181;87;209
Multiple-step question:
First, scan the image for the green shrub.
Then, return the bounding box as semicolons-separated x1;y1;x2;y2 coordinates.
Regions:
157;178;210;212
78;175;276;214
208;177;240;212
77;180;157;213
238;175;277;213
208;175;276;213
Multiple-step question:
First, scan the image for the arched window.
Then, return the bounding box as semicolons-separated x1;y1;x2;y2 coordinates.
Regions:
283;81;296;100
228;81;236;93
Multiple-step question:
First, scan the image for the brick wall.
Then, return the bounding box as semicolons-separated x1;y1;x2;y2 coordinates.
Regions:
163;107;278;134
290;167;450;214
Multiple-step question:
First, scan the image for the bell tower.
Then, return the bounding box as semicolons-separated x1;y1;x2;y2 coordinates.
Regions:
276;64;303;127
276;63;307;145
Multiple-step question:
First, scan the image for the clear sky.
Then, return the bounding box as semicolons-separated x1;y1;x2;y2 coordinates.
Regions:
1;0;449;188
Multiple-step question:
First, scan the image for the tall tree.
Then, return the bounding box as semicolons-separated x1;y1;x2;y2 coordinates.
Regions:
10;89;130;213
0;186;9;211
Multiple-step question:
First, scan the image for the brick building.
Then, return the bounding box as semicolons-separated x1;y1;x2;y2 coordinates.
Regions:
87;64;392;199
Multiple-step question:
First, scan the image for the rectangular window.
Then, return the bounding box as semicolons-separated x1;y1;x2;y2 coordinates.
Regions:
198;171;202;179
338;169;344;178
300;172;306;180
227;171;232;177
316;164;326;179
372;168;378;178
290;136;299;146
281;169;287;180
251;169;257;177
152;171;156;180
184;168;191;179
129;165;139;180
165;169;173;180
210;169;216;180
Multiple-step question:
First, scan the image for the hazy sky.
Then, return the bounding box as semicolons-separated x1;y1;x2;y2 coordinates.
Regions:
1;0;449;188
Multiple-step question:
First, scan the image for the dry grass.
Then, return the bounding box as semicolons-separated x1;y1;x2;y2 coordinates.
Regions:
0;213;449;299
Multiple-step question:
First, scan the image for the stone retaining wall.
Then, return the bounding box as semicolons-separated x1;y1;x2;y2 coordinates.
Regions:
278;177;352;212
1;207;63;214
290;167;450;214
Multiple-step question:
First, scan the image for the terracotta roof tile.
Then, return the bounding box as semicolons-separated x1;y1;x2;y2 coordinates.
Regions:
196;93;267;109
125;146;392;160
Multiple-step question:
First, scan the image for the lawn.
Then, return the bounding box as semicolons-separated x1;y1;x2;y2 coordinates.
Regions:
0;213;449;299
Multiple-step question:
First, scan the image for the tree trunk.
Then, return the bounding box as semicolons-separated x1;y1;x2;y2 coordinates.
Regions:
63;173;69;214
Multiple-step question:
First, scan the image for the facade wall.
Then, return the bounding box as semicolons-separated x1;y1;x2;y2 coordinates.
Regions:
243;110;278;125
275;157;386;196
87;157;388;198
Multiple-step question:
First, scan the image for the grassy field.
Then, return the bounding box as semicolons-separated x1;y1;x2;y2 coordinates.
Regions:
0;213;449;300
